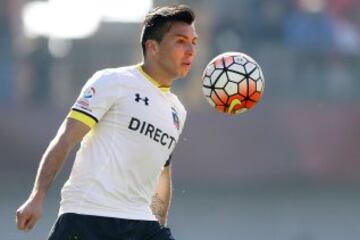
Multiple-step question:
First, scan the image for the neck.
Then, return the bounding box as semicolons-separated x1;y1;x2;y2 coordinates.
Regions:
141;61;173;87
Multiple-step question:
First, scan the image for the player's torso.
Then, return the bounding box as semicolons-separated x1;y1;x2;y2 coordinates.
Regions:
95;67;185;168
61;66;186;219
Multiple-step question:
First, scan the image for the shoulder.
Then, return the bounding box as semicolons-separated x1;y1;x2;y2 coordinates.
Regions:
92;65;138;83
85;65;139;90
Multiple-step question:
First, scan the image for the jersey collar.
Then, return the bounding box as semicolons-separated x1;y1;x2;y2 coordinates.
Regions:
136;65;171;93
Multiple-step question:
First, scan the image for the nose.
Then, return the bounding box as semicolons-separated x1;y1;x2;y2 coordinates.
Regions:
186;42;195;56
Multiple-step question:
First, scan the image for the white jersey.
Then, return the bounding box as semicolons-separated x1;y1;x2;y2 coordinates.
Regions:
59;64;187;221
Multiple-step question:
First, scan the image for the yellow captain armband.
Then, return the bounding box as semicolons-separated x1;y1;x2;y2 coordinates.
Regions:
67;109;98;128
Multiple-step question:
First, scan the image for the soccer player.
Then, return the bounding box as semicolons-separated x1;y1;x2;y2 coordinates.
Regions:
15;5;197;240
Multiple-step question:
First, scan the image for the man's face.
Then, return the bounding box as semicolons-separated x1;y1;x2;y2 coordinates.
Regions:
155;22;198;79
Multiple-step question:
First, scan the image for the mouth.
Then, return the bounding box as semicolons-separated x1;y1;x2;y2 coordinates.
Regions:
182;62;192;67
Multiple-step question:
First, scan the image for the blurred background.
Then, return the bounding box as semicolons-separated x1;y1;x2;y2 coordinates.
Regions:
1;0;360;239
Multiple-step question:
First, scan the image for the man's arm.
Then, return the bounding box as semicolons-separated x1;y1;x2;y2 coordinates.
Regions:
150;165;172;226
15;118;90;231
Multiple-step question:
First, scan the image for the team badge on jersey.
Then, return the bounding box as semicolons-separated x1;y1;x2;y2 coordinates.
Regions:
171;107;180;130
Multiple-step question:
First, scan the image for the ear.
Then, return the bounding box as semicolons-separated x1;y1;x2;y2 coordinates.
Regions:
145;40;159;55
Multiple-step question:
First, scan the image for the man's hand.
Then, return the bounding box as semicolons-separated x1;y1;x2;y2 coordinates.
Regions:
16;194;44;231
15;118;90;232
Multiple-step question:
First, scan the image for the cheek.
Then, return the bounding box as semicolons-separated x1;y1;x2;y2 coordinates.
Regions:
165;50;182;63
159;44;184;62
172;47;186;60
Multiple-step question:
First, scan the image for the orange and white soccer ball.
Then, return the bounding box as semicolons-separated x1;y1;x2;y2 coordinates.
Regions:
202;52;265;114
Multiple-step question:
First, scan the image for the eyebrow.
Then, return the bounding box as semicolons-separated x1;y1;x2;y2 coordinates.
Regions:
174;34;198;41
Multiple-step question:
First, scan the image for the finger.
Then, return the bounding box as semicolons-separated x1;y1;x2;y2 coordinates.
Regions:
16;212;31;230
16;211;25;230
24;216;37;232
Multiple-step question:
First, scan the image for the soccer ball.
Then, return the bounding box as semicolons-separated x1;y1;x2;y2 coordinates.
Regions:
202;52;265;114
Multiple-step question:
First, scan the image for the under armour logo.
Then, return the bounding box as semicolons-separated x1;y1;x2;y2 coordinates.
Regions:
135;93;149;105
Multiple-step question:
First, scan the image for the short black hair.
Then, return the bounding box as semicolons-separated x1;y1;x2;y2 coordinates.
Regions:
140;5;195;56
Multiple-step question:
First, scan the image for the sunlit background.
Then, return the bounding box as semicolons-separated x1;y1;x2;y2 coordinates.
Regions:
1;0;360;239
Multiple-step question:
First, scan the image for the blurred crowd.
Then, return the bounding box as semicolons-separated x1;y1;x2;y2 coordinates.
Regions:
0;0;359;106
210;0;360;100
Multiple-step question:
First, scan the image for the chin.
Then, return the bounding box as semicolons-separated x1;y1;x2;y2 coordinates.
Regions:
179;70;190;78
178;73;187;78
